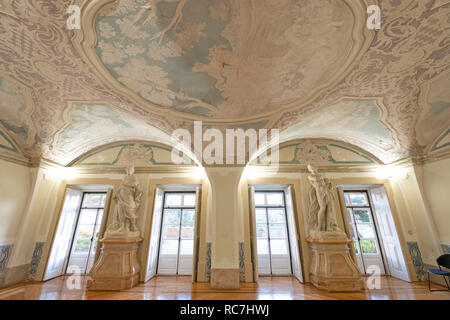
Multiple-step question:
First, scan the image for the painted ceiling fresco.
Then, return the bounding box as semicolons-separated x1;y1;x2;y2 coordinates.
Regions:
281;100;403;163
0;0;448;166
94;0;356;119
253;140;376;166
0;129;19;154
48;104;178;166
0;76;31;144
431;129;450;153
417;73;450;151
72;142;193;167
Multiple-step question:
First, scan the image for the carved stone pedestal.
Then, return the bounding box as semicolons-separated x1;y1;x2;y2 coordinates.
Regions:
87;237;143;291
307;237;363;292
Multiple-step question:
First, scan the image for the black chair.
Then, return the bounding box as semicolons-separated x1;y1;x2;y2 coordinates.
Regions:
427;254;450;291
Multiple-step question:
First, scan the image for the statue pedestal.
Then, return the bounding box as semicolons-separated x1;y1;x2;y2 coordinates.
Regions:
307;237;364;292
87;237;143;291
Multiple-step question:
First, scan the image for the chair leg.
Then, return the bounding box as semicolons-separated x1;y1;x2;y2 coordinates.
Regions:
428;273;450;292
444;275;450;291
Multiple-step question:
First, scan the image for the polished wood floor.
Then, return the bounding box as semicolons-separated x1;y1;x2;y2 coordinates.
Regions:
0;276;449;300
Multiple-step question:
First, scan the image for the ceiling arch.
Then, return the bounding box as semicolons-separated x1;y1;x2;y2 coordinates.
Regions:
45;103;189;166
278;99;406;164
250;138;382;167
69;139;197;168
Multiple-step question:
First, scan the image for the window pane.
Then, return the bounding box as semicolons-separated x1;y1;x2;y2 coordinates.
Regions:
76;225;94;239
348;193;368;206
353;209;371;223
256;223;268;238
268;209;285;223
344;193;350;205
162;225;179;239
183;194;196;206
266;193;283;206
270;239;288;255
269;224;286;239
254;193;265;206
182;209;195;226
356;223;375;239
82;193;106;208
181;226;194;239
257;239;269;255
166;194;182;206
163;209;181;225
353;240;360;254
255;209;266;223
74;239;91;253
160;240;179;255
360;240;377;254
179;240;193;255
78;209;97;225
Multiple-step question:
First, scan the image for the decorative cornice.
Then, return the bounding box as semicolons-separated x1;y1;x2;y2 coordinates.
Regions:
0;151;31;167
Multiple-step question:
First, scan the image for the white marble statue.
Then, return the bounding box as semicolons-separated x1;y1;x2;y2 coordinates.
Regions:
105;166;142;238
307;164;345;238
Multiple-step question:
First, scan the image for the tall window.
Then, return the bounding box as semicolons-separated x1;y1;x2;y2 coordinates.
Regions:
157;192;196;275
254;191;292;275
66;192;106;274
344;191;385;274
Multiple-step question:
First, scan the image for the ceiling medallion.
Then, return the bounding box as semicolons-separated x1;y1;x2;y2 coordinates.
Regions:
72;0;374;126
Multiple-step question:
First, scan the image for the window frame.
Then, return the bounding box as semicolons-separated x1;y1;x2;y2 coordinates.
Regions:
344;189;386;274
66;191;106;274
156;191;197;275
254;190;293;275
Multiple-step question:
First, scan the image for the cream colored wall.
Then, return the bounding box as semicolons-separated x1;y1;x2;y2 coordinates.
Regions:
422;158;450;246
389;165;441;266
0;159;32;246
0;163;67;287
9;170;62;267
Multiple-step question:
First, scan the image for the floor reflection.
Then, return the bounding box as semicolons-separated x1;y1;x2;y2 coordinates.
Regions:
1;275;449;300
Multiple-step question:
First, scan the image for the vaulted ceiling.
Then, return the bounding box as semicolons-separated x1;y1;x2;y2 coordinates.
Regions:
0;0;448;166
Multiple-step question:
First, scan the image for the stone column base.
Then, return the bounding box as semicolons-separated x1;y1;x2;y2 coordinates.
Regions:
87;237;143;291
307;237;364;292
210;268;240;289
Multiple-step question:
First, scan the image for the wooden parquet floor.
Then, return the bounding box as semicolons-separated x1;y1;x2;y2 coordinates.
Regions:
0;275;449;300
